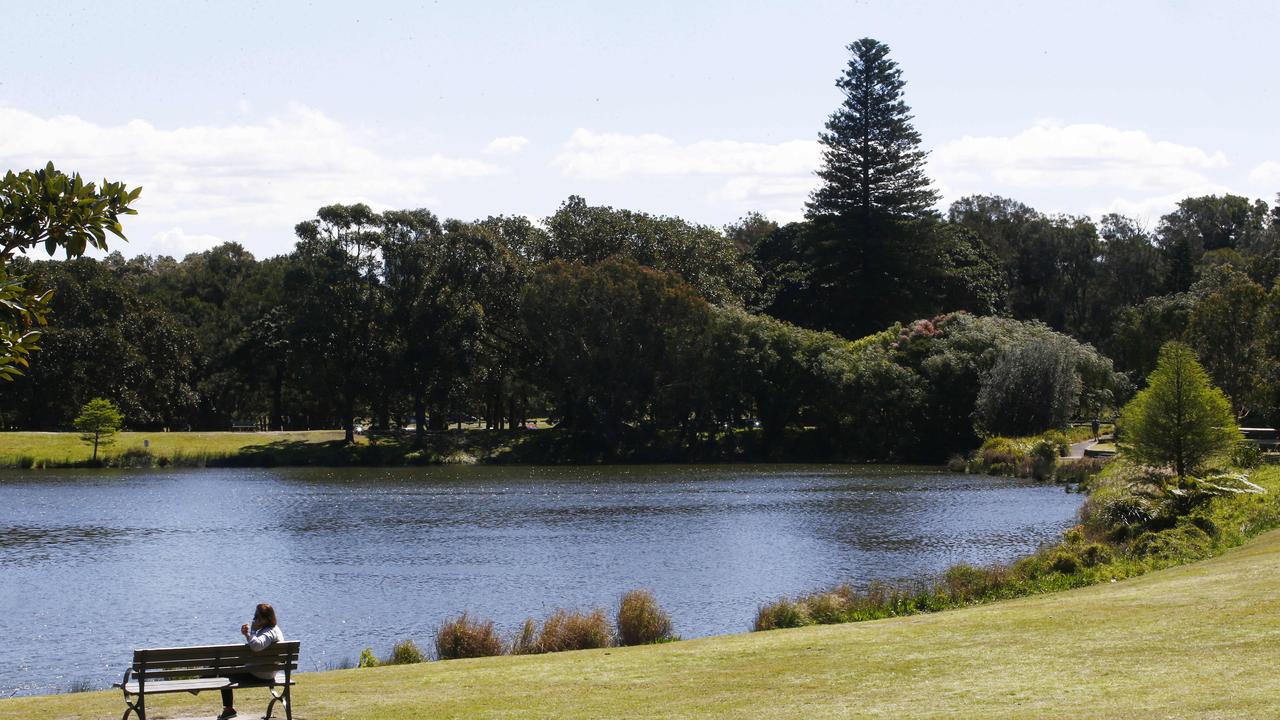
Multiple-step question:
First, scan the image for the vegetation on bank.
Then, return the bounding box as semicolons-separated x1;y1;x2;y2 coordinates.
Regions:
9;528;1280;718
353;589;675;668
755;461;1276;632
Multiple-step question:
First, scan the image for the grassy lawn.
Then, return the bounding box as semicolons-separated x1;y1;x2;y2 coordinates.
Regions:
0;430;350;466
6;527;1280;719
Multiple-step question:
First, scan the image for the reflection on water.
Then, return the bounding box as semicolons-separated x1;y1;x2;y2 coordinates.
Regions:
0;464;1082;695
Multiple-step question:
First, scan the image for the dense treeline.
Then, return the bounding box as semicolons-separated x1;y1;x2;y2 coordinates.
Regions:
3;37;1278;459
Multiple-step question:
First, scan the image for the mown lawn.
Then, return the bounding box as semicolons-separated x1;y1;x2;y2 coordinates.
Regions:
0;430;350;466
6;526;1280;719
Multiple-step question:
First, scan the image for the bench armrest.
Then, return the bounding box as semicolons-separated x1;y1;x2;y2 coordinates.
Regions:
112;667;132;690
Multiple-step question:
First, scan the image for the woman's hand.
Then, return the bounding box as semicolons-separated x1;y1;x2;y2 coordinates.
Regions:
241;623;250;637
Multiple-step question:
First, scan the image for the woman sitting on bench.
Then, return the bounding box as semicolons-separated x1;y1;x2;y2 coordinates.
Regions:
219;603;285;720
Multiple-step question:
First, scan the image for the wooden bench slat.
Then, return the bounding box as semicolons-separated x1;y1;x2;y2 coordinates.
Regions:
137;641;299;662
128;663;300;679
133;653;298;668
120;677;297;695
121;678;231;694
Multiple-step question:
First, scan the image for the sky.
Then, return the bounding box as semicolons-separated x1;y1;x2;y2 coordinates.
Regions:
2;0;1278;259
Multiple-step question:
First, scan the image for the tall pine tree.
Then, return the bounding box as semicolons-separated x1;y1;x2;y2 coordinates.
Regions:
796;38;946;339
807;38;939;222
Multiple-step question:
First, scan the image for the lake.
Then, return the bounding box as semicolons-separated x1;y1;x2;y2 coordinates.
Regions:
0;464;1083;695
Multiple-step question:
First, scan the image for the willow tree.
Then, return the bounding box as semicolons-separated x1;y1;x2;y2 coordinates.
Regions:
1119;341;1238;479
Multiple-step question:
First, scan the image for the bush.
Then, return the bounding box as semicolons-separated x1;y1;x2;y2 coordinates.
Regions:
1131;523;1213;561
357;647;379;668
753;598;809;631
616;589;675;646
1232;441;1263;469
509;618;540;655
942;564;1008;601
1078;543;1114;567
1054;458;1106;485
1030;439;1059;481
1047;551;1081;575
1041;430;1071;456
384;639;425;665
976;437;1031;477
537;608;612;653
435;612;505;660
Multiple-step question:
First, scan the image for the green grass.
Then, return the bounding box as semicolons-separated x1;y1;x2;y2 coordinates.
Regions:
6;525;1280;718
0;424;903;468
0;430;349;467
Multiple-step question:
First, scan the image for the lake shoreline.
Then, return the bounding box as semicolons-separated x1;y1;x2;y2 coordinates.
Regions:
0;428;934;470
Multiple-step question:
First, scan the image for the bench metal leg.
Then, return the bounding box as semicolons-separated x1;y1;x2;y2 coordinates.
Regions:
265;686;289;720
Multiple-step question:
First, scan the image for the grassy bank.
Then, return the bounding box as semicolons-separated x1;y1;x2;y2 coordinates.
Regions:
6;525;1280;718
0;426;890;469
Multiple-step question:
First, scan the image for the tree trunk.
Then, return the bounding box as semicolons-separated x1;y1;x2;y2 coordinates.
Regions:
414;392;426;448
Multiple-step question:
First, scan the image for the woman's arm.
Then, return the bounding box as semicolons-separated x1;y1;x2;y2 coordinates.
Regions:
246;626;277;651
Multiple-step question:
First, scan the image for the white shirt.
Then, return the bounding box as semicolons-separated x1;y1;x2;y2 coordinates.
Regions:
245;624;286;680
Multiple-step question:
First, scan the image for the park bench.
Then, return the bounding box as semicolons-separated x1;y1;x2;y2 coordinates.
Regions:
113;641;300;720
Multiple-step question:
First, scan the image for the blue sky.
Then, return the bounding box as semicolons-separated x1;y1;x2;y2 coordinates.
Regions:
2;0;1278;258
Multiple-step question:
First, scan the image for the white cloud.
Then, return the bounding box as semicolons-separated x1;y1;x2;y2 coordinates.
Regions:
1248;160;1280;190
552;128;819;179
484;135;530;155
925;121;1265;221
150;227;227;257
933;121;1227;192
0;104;502;256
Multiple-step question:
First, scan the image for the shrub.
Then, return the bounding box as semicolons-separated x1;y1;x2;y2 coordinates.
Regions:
357;647;379;668
1078;543;1114;567
1131;523;1213;561
976;437;1031;476
434;612;505;660
509;618;540;655
1030;439;1059;481
942;564;1008;601
113;447;156;468
616;589;675;646
801;588;854;625
1054;458;1106;485
753;598;809;631
537;608;612;652
1047;551;1081;575
384;639;425;665
1232;441;1263;469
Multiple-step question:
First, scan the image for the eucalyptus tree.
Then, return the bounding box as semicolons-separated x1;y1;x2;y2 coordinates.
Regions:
287;204;384;442
382;210;498;441
541;196;757;305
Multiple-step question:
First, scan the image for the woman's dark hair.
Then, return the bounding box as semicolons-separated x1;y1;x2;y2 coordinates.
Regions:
253;603;277;630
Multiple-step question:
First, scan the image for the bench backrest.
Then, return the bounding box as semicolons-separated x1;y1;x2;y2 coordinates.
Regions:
131;642;300;681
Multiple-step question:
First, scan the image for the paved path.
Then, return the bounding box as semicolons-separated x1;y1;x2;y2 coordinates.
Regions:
1068;435;1114;459
1067;439;1094;459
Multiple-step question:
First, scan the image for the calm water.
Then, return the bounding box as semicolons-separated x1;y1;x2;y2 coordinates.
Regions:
0;464;1082;695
